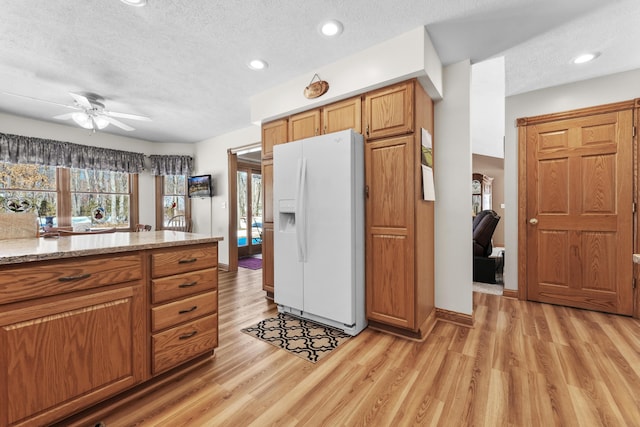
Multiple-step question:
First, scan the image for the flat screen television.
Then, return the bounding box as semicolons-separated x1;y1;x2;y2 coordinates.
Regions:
187;174;213;198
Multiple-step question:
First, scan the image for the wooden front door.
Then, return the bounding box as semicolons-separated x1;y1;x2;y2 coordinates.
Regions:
520;105;634;315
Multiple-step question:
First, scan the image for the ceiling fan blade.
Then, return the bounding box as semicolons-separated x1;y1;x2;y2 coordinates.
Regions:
53;113;76;120
1;91;78;109
104;110;152;121
69;92;93;109
103;116;135;131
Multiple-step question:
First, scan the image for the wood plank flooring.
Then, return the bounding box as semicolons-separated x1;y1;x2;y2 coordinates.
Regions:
70;269;640;426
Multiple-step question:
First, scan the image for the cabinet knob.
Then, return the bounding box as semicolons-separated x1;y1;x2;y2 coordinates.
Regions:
529;218;538;225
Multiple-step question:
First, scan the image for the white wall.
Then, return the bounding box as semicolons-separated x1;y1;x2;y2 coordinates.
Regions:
193;125;261;266
504;67;640;292
471;57;505;158
0;113;194;227
434;61;474;315
251;26;443;124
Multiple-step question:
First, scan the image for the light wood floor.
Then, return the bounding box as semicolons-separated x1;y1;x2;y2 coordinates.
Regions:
74;269;640;426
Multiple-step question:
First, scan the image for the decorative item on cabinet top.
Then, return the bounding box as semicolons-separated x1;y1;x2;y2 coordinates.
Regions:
304;73;329;99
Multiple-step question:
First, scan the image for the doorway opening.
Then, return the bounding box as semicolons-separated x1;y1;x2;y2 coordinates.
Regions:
227;143;262;272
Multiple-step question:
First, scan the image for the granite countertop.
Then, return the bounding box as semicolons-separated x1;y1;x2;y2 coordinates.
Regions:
634;254;640;264
0;231;223;265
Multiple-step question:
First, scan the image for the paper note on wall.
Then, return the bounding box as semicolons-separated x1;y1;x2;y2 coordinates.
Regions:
421;128;435;201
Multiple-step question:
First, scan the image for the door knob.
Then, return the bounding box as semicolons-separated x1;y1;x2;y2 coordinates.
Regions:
529;218;538;225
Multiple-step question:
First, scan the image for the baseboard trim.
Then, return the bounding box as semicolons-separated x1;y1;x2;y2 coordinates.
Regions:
218;262;230;272
436;307;474;327
367;311;436;342
502;289;518;299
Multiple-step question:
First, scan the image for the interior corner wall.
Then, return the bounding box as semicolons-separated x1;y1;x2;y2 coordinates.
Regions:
434;60;473;315
504;67;640;292
193;125;261;267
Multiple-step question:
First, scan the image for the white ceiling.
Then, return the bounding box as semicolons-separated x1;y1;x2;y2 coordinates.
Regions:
1;0;639;144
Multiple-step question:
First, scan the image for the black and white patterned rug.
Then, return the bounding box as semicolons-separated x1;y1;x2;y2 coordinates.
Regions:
241;313;351;363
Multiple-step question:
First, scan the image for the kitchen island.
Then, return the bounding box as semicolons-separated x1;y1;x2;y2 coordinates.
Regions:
0;231;222;427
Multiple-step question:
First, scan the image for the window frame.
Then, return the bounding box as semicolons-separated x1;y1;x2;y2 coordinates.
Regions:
155;175;190;230
0;163;139;230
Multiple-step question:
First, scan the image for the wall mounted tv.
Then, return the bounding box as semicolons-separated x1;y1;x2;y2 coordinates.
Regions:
187;174;213;198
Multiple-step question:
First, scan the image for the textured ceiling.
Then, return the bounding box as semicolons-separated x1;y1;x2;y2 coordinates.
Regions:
1;0;639;143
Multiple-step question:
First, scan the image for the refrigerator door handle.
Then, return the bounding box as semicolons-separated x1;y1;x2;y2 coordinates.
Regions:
295;159;304;262
297;157;308;262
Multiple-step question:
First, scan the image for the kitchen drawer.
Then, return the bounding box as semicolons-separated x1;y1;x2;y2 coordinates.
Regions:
151;268;217;304
151;291;217;332
0;254;142;305
151;245;217;278
152;314;218;375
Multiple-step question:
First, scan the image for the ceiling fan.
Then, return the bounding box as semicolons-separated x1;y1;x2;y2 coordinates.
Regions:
1;91;151;132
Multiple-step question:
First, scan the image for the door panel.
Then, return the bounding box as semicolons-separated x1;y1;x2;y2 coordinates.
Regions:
525;110;633;315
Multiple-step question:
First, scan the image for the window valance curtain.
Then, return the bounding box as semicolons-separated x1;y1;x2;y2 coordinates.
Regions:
0;132;145;173
149;154;193;176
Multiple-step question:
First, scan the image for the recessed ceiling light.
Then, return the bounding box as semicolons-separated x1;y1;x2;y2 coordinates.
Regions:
320;20;344;37
573;53;599;64
248;59;268;70
120;0;147;7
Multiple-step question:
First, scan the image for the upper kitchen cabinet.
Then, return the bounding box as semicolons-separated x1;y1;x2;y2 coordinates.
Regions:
262;119;288;160
288;96;363;142
289;110;321;141
322;96;362;135
364;81;414;140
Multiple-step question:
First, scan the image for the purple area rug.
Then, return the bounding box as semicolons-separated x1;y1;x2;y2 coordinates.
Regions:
238;256;262;270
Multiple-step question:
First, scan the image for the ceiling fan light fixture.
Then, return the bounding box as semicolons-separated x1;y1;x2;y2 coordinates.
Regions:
120;0;147;6
72;112;93;129
72;112;109;130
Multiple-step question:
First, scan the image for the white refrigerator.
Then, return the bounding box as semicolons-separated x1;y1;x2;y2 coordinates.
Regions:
273;129;366;336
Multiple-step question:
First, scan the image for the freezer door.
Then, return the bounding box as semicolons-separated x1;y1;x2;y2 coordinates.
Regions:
273;141;304;310
302;130;363;325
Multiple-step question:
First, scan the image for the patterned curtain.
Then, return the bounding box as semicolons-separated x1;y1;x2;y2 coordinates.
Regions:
0;132;145;173
148;154;193;176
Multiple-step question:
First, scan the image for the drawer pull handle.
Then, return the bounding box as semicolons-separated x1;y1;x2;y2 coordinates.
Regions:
179;331;198;340
179;306;198;314
178;281;197;288
58;273;91;282
178;258;197;264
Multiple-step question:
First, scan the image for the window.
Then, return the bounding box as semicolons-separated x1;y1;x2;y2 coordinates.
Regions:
0;161;138;230
0;163;57;225
157;174;189;229
70;169;131;228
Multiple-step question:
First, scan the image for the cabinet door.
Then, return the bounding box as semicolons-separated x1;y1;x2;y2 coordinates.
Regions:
0;284;144;427
322;96;362;134
262;159;273;224
365;135;415;329
262;223;274;294
289;109;321;141
262;119;288;159
364;81;414;140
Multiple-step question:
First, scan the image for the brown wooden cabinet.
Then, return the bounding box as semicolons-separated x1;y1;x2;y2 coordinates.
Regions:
363;80;435;339
364;81;414;140
365;135;415;329
0;239;219;427
323;96;362;135
289;109;321;141
259;85;434;337
149;244;218;375
262;118;288;159
0;255;145;427
262;223;274;295
289;96;362;142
